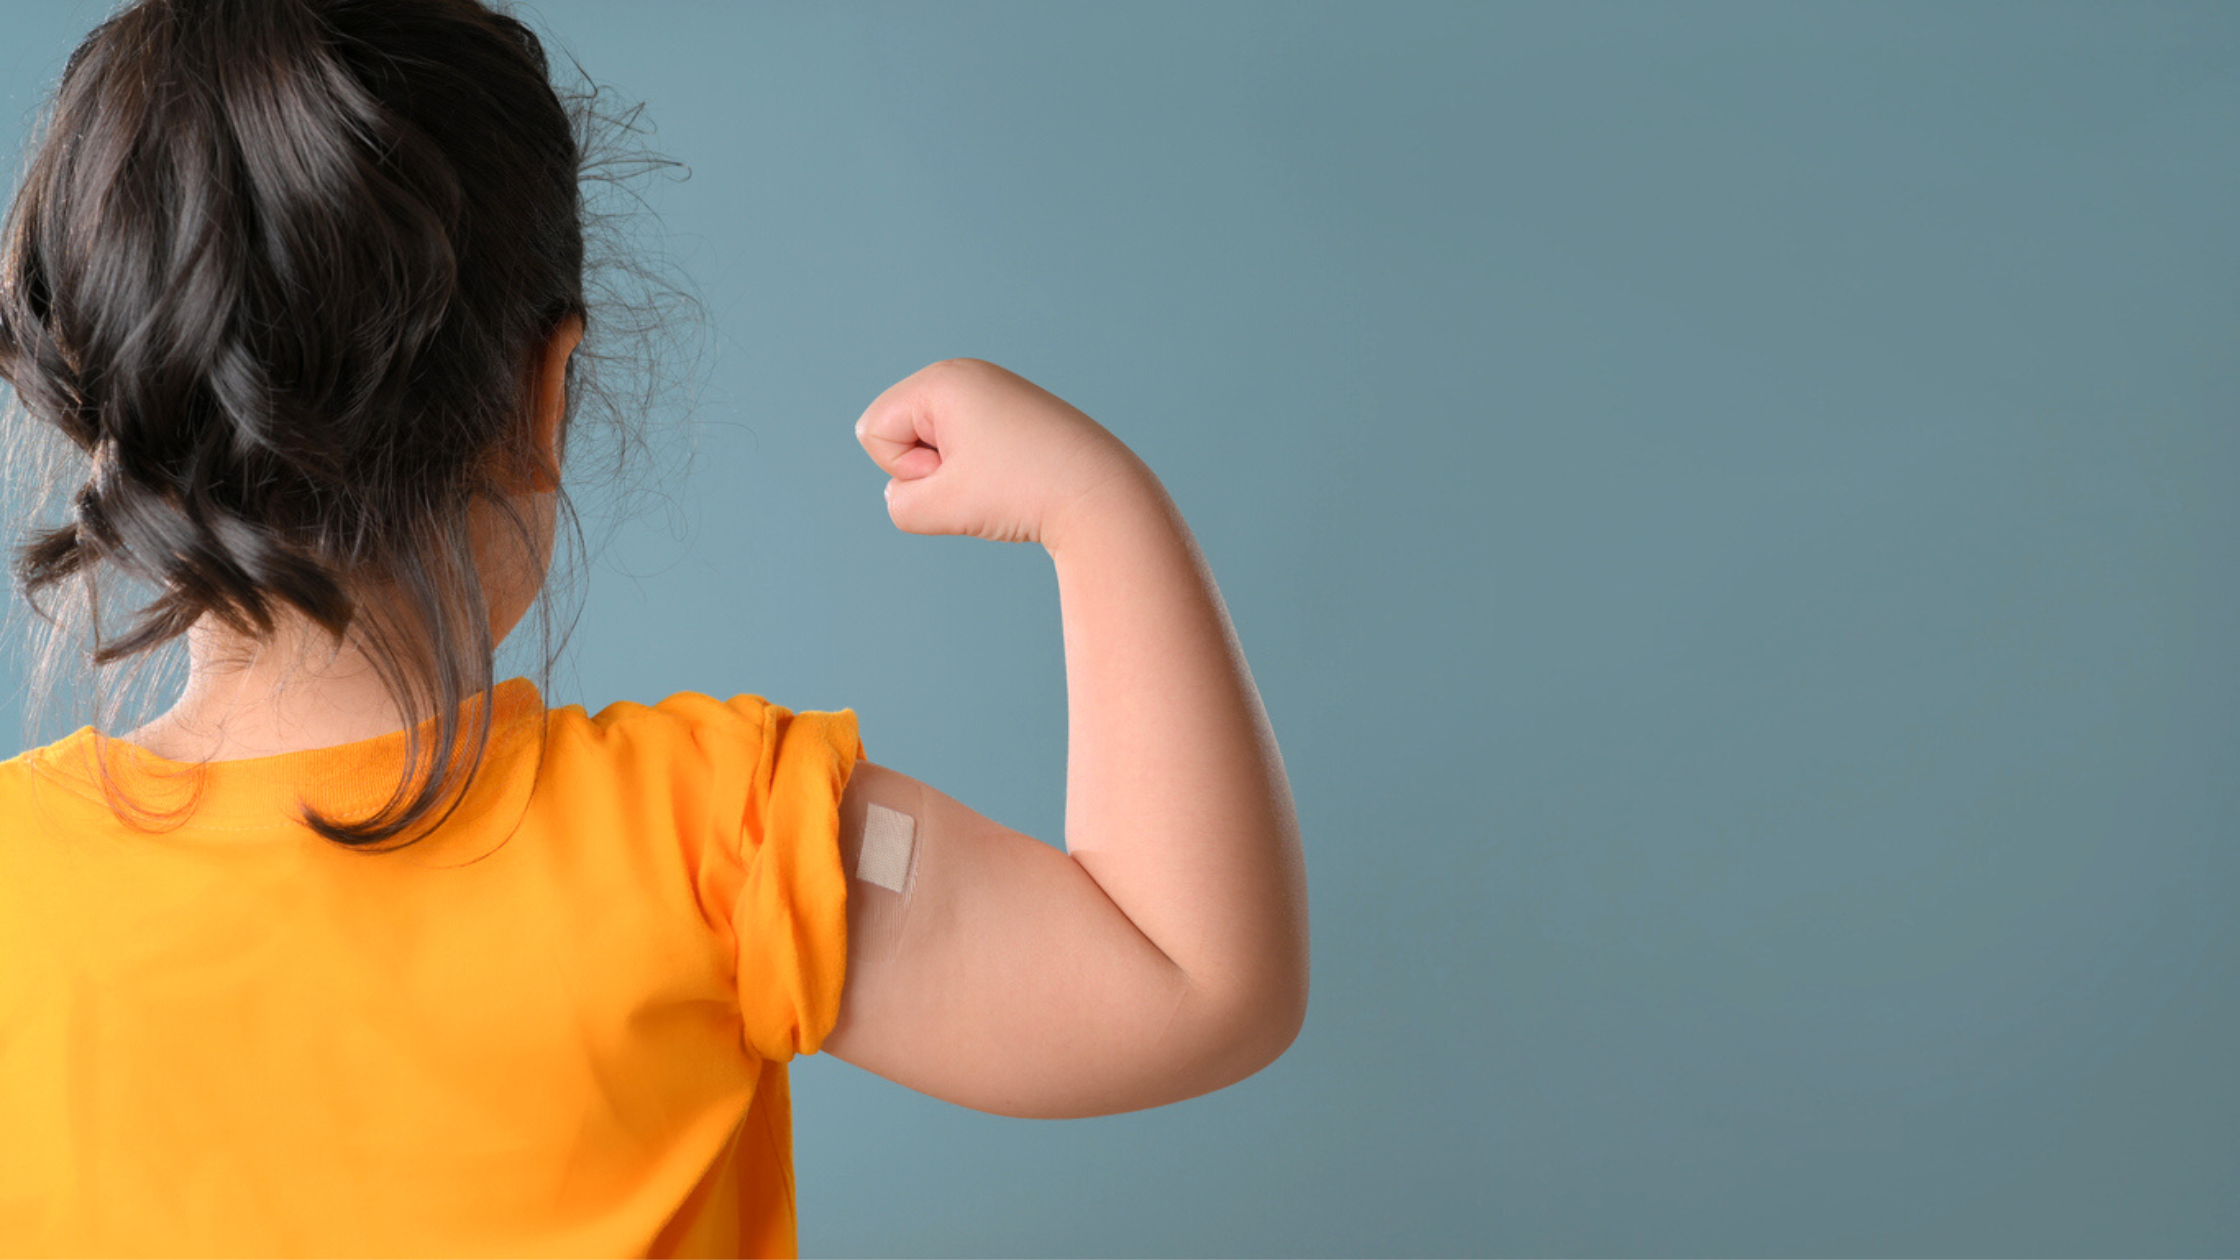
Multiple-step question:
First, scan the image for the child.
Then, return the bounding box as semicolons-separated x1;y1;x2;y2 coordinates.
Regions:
0;1;1308;1256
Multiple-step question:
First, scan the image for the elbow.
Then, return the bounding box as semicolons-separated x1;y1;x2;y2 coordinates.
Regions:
1177;943;1310;1089
1236;974;1310;1077
1232;1001;1306;1089
1175;971;1308;1097
1265;946;1310;1059
1268;982;1308;1062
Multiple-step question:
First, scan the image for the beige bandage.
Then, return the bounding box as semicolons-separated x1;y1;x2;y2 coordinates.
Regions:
855;802;919;895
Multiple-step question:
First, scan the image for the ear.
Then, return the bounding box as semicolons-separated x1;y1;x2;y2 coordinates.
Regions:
519;313;585;494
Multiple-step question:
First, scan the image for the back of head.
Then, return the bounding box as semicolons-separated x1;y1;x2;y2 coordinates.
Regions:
0;0;591;847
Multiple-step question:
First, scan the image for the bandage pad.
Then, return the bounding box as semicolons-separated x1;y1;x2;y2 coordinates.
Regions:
855;802;919;895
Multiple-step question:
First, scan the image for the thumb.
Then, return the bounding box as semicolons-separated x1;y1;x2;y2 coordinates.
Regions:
879;439;942;518
881;461;954;534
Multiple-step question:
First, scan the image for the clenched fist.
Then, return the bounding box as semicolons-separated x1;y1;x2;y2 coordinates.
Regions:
853;359;1151;552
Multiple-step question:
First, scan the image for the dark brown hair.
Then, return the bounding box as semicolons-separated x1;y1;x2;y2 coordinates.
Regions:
0;0;695;848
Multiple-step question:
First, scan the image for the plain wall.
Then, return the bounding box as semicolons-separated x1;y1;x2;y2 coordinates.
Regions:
3;2;2235;1255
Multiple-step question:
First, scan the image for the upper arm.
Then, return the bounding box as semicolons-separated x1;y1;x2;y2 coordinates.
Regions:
817;760;1270;1119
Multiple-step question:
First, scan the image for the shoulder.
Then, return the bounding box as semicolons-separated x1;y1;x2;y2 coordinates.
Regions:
544;690;860;792
573;690;854;749
556;691;780;765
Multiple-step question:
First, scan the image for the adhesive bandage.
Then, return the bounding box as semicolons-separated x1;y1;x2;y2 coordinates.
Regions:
838;765;932;968
854;801;919;895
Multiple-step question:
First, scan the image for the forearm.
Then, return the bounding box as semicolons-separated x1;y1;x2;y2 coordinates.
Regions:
1044;455;1310;1057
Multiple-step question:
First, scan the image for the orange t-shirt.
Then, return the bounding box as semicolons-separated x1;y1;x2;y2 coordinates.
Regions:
0;678;863;1258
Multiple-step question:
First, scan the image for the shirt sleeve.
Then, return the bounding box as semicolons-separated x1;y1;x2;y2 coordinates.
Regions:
732;700;865;1063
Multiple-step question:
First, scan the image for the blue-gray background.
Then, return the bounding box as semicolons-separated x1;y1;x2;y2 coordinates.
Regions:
5;2;2236;1255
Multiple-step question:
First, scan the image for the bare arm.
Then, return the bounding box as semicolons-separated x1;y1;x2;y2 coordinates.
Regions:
1043;452;1310;1075
824;360;1308;1116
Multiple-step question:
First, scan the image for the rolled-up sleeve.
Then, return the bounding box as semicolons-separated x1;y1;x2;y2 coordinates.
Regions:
732;702;864;1063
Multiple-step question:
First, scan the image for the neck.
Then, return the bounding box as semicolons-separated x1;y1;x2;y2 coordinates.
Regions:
122;620;425;761
118;493;547;761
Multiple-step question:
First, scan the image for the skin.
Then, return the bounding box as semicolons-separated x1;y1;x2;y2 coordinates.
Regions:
118;315;585;762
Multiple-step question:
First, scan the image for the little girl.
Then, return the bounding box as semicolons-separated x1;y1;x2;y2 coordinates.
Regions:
0;0;1307;1256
